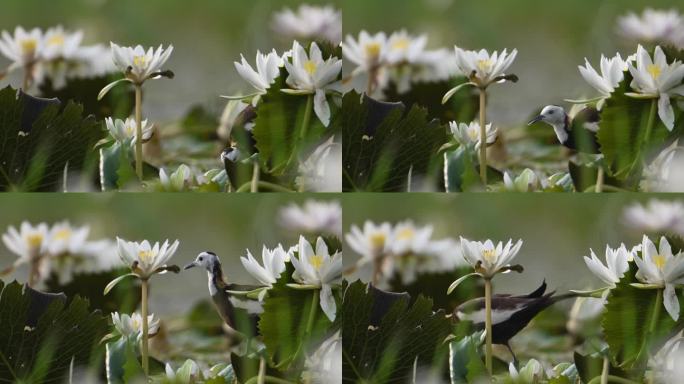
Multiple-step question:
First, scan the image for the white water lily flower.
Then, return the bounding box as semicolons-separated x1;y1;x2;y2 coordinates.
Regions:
618;9;684;49
295;137;342;192
624;199;684;236
290;236;342;321
388;221;435;256
584;244;633;287
302;331;342;384
627;45;684;130
115;237;180;280
0;26;43;69
342;31;387;76
234;49;283;96
283;41;342;127
241;245;290;300
508;359;543;383
41;26;83;61
449;121;498;149
579;53;629;98
105;117;152;145
279;200;342;238
2;222;49;264
633;235;684;321
272;4;342;45
460;237;523;278
111;312;160;341
385;30;428;65
453;47;518;88
164;360;201;383
641;141;684;192
503;169;541;192
649;331;684;384
345;221;393;268
110;42;173;84
159;164;194;192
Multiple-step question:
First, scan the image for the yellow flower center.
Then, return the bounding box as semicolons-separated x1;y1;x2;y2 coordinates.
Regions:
370;233;386;250
26;233;43;248
310;254;324;270
647;64;662;80
20;39;37;54
467;127;479;141
392;38;409;51
477;59;493;72
365;43;381;58
131;317;141;330
138;250;155;263
126;124;135;136
482;248;497;263
396;228;414;240
47;35;65;46
653;254;667;270
133;55;147;67
303;60;318;75
53;229;71;240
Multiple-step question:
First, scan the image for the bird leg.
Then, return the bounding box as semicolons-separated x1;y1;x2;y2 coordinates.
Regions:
506;342;519;370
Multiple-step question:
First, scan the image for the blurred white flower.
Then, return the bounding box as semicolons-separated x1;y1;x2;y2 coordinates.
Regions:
216;99;250;141
578;53;629;99
385;30;428;65
449;121;497;149
295;138;342;192
0;26;43;69
624;199;684;236
272;4;342;45
388;221;435;256
164;360;201;383
649;331;684;384
583;244;633;287
618;8;684;49
642;141;684;192
241;244;290;300
290;236;342;321
345;221;393;268
453;47;518;88
633;235;684;321
508;359;544;383
41;26;83;61
2;221;49;265
283;41;342;127
115;237;180;279
105;117;153;145
626;45;684;130
234;49;283;97
159;164;194;192
110;42;173;84
342;31;387;76
111;312;160;341
503;169;541;192
460;237;523;278
279;200;342;238
303;331;342;384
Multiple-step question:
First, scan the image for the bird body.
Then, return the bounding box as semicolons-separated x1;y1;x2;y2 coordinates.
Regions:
185;252;262;340
529;105;601;154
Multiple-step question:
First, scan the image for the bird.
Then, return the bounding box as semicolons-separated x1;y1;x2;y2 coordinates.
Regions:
453;281;577;365
528;105;601;154
184;251;263;343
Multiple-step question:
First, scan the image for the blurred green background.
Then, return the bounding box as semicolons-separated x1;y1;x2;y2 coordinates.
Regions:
0;0;339;121
0;194;337;316
343;194;679;295
343;0;683;127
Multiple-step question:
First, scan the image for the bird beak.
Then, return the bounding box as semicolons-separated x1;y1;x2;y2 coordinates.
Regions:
528;115;544;126
183;261;197;270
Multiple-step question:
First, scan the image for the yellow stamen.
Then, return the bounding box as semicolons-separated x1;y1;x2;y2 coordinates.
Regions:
138;250;155;263
653;254;667;270
370;233;386;249
310;254;324;270
396;228;414;240
133;55;147;67
467;127;479;141
53;229;71;240
482;249;497;263
131;317;141;330
365;43;381;58
392;38;409;51
647;64;662;80
26;233;43;248
477;59;493;72
303;60;317;75
126;124;135;136
20;39;37;54
47;35;65;46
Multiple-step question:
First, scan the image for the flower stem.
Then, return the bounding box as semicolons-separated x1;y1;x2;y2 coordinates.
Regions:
134;85;144;181
478;88;488;185
300;95;313;140
648;288;663;335
141;279;150;376
643;98;657;152
484;277;493;375
367;67;378;95
595;167;604;193
305;289;319;335
22;64;32;91
250;161;260;193
601;356;609;384
28;257;40;287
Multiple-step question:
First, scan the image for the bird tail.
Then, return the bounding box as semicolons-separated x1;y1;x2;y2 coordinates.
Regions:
550;291;584;304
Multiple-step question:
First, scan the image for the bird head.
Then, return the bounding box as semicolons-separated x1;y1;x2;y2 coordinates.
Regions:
184;251;220;271
528;105;566;128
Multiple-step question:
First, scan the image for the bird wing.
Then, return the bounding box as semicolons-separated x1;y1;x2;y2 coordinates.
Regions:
568;107;601;153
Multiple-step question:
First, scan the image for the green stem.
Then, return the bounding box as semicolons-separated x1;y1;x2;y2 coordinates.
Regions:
643;98;657;152
250;161;260;193
243;376;296;384
478;88;488;185
595;167;604;193
300;95;313;140
134;85;144;181
257;357;266;384
484;278;493;375
587;375;641;384
141;279;149;376
601;356;609;384
236;181;295;193
649;288;663;335
306;290;319;335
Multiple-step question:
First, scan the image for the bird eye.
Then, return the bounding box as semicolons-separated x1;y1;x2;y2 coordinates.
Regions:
199;257;203;261
548;110;554;115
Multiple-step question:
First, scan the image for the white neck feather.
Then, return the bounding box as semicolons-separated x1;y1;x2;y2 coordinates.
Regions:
553;123;568;144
